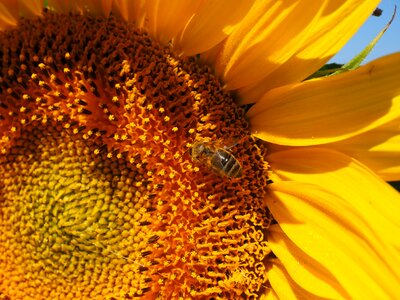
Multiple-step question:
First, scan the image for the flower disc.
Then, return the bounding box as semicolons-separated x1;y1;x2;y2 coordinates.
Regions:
0;11;271;299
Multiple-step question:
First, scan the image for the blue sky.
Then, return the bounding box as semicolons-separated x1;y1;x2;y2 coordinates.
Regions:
330;0;400;64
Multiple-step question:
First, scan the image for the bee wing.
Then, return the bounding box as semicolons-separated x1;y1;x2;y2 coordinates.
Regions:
221;135;248;150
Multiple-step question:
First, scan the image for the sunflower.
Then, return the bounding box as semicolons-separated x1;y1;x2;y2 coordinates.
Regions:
1;0;400;299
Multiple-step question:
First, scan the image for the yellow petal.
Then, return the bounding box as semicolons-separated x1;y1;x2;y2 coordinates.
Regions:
18;0;42;17
175;0;254;55
213;0;379;92
329;119;400;181
268;235;348;299
143;0;205;45
47;0;80;12
80;0;112;17
248;53;400;146
266;181;400;298
267;262;299;300
0;0;41;22
259;285;279;300
112;0;146;24
0;0;18;30
213;0;327;90
267;147;400;247
237;0;381;103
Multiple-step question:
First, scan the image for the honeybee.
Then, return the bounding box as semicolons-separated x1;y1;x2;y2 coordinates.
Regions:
190;141;242;178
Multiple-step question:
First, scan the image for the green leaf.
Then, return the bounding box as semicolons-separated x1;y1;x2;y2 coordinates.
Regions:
330;5;397;75
307;5;396;80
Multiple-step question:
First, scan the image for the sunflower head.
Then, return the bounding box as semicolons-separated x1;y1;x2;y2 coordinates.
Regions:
2;1;400;299
0;8;272;299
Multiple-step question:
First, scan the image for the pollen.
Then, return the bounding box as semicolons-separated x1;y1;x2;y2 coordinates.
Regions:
0;10;272;299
